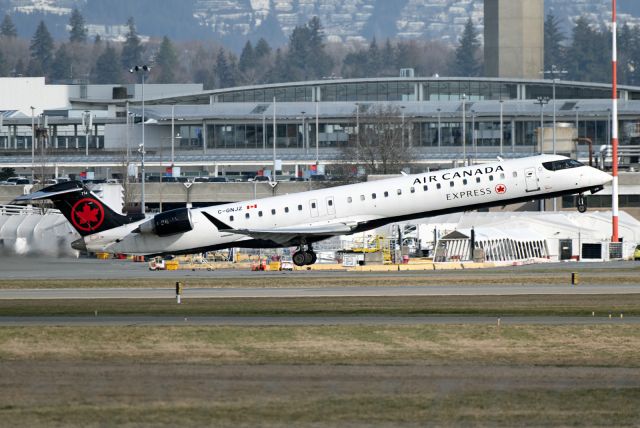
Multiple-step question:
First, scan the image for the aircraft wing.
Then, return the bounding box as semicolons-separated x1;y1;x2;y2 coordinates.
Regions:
202;212;354;245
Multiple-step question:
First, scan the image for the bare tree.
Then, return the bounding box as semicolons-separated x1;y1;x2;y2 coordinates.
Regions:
339;104;415;179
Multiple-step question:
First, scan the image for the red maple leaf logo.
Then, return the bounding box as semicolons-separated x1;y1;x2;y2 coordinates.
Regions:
495;184;507;194
70;198;105;233
75;203;99;225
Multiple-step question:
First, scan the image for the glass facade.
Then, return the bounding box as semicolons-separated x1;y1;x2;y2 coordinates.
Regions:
321;81;416;102
424;81;517;101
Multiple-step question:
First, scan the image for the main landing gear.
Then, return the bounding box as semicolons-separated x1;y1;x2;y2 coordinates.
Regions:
292;245;317;266
576;193;587;213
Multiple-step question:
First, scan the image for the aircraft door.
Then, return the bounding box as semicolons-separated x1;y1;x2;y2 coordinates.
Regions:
326;196;336;216
309;199;319;218
524;167;540;192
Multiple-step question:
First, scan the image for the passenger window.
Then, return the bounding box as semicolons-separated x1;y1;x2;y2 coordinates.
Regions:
489;175;494;181
436;183;441;189
271;209;276;215
298;204;303;211
230;215;234;221
348;197;353;203
258;211;263;217
372;193;377;199
500;173;505;179
245;213;250;219
311;202;316;209
423;185;428;191
285;207;289;213
410;187;415;193
328;200;333;206
396;189;401;195
512;171;518;178
463;179;468;185
450;181;454;187
384;191;389;197
476;177;481;183
360;195;365;201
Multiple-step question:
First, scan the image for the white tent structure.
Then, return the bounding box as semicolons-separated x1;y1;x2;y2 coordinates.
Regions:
409;211;640;263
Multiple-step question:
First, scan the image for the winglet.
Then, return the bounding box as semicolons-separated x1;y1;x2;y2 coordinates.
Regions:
202;212;233;230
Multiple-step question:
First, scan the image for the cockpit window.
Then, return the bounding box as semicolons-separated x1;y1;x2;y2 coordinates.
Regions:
542;159;584;171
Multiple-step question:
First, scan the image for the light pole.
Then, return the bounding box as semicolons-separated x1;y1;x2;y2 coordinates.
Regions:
471;109;476;162
171;104;176;166
82;110;92;157
461;94;466;165
401;105;406;147
272;96;277;181
129;65;151;215
575;106;580;139
355;102;360;166
542;65;568;155
30;106;35;184
436;108;441;148
301;110;306;154
315;101;319;167
499;100;504;156
534;96;550;153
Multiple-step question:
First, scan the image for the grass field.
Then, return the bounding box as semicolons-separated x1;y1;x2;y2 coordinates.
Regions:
2;269;640;427
1;324;640;426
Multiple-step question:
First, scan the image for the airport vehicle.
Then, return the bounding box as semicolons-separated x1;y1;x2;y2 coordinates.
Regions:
15;155;611;266
148;257;166;270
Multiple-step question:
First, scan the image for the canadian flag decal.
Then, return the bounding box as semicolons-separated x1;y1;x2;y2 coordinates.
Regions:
247;204;257;209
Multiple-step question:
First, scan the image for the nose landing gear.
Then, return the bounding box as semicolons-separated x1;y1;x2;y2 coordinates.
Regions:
576;194;587;213
292;244;317;266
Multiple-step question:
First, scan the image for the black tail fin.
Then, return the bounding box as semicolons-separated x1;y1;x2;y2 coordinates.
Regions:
14;181;142;236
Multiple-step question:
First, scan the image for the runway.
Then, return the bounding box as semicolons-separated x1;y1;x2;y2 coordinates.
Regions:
0;315;635;326
1;283;640;299
0;256;638;280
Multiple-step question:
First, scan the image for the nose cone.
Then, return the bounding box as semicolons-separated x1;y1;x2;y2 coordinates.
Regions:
594;168;613;186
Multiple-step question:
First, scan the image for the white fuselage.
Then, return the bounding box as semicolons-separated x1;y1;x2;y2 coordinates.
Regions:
85;155;612;255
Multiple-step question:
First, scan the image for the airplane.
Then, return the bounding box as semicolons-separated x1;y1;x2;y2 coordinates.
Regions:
15;154;612;266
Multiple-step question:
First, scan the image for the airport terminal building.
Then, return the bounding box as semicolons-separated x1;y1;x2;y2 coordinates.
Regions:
1;75;640;214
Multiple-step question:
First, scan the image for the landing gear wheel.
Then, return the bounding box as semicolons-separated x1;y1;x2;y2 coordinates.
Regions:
303;251;317;265
292;251;307;267
577;194;587;213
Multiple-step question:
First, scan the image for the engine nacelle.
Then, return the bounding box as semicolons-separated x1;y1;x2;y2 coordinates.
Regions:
138;208;193;237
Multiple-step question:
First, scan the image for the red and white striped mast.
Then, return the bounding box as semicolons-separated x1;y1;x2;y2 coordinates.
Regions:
611;0;620;242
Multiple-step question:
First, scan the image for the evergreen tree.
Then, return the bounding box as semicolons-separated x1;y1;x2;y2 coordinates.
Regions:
544;12;564;71
254;38;271;59
341;50;368;78
51;44;73;81
265;47;287;83
121;17;143;68
566;17;609;83
381;39;396;76
94;34;102;45
69;8;88;43
215;49;236;88
0;49;8;76
451;17;481;77
155;36;178;83
286;17;333;81
29;21;54;75
367;38;382;73
93;44;122;83
1;14;17;38
238;40;254;73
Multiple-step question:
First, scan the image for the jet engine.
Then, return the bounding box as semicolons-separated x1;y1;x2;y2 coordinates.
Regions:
137;208;193;237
